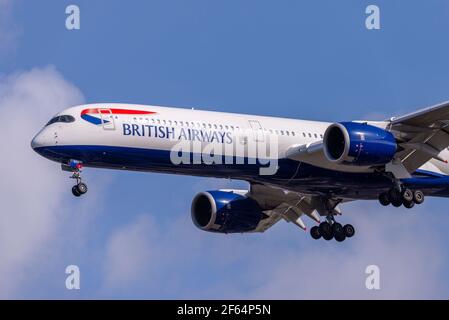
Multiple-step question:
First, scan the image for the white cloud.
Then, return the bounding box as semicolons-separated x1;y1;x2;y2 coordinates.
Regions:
228;201;447;299
247;203;445;299
102;215;163;291
99;199;449;299
0;66;85;297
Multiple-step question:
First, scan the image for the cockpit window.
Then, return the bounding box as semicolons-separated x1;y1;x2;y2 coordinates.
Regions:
46;115;75;126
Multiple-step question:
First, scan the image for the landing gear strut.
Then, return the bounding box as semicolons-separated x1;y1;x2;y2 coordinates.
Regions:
378;187;424;209
68;162;88;197
310;216;355;242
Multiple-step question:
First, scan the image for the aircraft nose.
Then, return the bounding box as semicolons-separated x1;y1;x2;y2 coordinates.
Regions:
31;133;44;149
31;129;52;150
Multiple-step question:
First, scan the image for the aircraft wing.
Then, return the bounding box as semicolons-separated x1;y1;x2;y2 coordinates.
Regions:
285;100;449;176
389;100;449;173
247;101;449;233
247;184;345;232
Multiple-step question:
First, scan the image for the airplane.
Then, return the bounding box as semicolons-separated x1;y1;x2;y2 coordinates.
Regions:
31;101;449;242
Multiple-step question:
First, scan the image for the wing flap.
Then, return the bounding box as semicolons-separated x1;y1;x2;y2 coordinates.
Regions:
248;184;328;232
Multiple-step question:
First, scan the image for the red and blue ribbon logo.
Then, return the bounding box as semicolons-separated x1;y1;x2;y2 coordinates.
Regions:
81;108;157;125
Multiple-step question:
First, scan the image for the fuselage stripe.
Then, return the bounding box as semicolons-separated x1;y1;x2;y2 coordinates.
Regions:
81;108;157;116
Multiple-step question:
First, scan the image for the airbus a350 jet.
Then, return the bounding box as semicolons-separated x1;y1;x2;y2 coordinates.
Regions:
31;101;449;242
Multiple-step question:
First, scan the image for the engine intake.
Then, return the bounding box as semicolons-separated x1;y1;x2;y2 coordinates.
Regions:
191;190;263;233
323;122;397;166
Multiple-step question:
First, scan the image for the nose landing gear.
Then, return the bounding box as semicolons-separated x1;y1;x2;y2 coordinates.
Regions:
70;171;88;197
63;160;88;197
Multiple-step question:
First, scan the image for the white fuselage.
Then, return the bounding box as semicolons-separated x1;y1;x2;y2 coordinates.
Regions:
32;103;330;157
31;103;449;199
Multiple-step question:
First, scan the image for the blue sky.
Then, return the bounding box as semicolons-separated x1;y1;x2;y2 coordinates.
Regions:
2;0;449;299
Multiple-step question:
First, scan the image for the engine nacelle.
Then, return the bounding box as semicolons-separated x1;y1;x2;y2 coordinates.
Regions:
323;122;397;166
191;190;263;233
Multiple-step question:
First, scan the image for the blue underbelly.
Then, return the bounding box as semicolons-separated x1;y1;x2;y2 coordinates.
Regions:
33;145;449;199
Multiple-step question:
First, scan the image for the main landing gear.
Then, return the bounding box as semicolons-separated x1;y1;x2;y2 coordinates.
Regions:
310;216;355;242
378;188;424;209
69;165;88;197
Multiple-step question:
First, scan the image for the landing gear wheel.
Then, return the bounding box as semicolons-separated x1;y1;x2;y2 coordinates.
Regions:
403;200;415;209
378;193;390;206
343;224;355;238
413;190;424;204
310;226;321;240
391;198;403;207
77;183;88;195
332;222;343;235
322;232;333;241
335;233;346;242
319;222;333;241
389;188;402;207
332;222;345;242
72;186;81;197
402;189;414;202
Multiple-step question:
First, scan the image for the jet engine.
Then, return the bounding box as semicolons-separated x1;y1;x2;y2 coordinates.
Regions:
323;122;397;166
191;190;264;233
